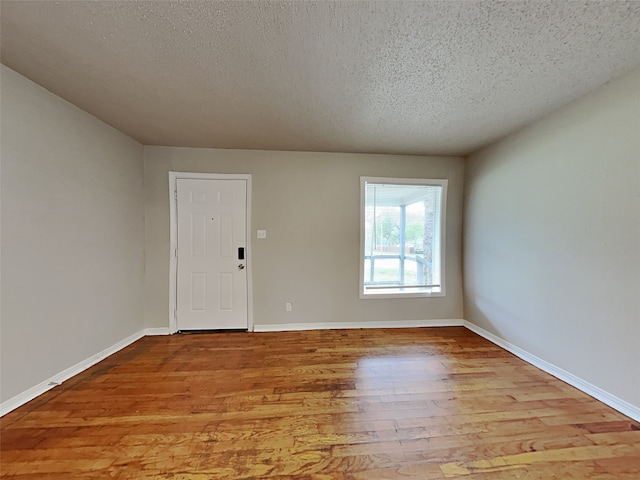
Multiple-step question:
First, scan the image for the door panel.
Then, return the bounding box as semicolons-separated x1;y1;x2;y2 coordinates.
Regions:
176;178;247;330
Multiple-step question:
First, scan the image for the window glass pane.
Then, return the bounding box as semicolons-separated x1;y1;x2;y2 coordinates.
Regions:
362;180;445;296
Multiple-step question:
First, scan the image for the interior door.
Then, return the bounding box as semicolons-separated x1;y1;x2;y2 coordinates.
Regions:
176;178;248;330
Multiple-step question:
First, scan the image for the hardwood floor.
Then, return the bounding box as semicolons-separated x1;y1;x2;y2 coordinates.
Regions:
1;327;639;479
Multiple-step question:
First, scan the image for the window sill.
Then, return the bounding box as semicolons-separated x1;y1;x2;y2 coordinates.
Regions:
360;291;445;299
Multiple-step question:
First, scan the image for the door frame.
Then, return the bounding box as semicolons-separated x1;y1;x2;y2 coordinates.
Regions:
168;171;253;333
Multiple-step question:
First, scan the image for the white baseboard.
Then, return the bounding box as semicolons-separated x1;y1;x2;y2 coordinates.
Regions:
0;330;146;417
254;319;464;332
464;320;640;422
144;327;172;336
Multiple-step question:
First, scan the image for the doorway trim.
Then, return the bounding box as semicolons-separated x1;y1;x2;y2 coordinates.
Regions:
168;171;253;333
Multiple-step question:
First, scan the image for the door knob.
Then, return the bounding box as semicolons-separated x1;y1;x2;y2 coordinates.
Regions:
238;264;245;270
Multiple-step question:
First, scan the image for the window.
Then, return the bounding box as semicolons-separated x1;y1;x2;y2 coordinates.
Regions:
360;177;447;298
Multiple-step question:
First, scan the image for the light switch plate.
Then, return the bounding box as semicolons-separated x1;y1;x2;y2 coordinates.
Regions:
257;230;267;239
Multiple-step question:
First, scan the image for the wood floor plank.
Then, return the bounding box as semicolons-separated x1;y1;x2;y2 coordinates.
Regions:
1;327;639;479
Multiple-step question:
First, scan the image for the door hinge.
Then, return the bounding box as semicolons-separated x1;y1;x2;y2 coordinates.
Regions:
174;190;178;200
174;309;177;319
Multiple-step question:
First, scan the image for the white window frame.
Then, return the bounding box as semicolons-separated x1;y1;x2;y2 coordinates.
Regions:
359;176;447;299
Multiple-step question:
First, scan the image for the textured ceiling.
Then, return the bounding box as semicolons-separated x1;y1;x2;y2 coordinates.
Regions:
2;1;640;156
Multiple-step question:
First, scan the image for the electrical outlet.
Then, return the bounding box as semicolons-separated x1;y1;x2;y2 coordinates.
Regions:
285;302;292;312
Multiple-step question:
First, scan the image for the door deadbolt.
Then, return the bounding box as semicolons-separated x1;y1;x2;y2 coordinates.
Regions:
238;264;245;270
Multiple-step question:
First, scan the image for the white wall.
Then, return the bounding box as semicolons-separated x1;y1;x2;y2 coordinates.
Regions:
464;68;640;410
0;66;145;403
144;148;464;329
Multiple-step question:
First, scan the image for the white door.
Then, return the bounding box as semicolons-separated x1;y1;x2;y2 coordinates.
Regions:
176;178;248;330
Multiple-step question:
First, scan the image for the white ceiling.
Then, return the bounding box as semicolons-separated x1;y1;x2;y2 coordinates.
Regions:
2;1;640;156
